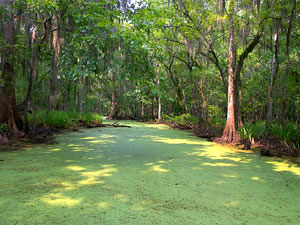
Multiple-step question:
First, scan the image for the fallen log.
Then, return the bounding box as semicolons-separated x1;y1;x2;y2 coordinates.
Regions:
102;122;131;128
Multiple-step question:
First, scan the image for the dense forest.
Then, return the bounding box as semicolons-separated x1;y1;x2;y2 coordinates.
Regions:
0;0;299;150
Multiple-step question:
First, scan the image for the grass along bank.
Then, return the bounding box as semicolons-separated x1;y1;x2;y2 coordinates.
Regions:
0;110;103;147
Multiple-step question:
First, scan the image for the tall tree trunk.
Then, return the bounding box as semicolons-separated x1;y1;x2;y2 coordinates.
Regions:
199;79;208;125
157;70;162;123
266;25;280;128
79;78;84;113
74;85;78;112
0;0;23;137
234;28;263;129
220;3;240;143
23;15;40;134
108;72;117;119
48;14;60;113
179;77;188;113
281;0;296;125
141;96;145;120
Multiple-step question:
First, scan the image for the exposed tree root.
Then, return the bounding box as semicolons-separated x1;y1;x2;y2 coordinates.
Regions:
0;131;9;146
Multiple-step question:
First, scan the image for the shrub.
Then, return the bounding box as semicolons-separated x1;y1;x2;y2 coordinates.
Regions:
270;122;300;149
249;121;267;140
80;112;103;125
237;120;300;149
238;125;252;142
162;113;198;128
238;121;267;142
210;117;226;129
29;110;102;128
0;123;9;133
28;110;71;128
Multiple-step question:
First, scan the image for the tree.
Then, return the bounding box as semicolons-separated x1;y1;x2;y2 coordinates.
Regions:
0;0;23;138
220;0;240;143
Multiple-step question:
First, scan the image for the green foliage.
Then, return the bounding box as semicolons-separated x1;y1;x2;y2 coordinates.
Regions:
210;118;226;130
270;122;300;149
237;121;300;149
208;105;224;119
68;112;103;125
162;113;198;128
248;121;267;140
29;111;72;128
238;121;267;141
238;125;252;142
29;111;102;128
0;123;9;133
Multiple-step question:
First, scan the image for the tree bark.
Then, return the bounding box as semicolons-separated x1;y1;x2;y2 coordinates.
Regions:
266;24;280;128
48;14;60;113
141;96;145;120
199;79;208;125
108;72;118;119
157;70;162;123
0;0;23;135
179;77;188;113
281;0;296;125
220;3;240;143
79;79;84;113
23;14;40;134
0;131;9;145
234;29;263;128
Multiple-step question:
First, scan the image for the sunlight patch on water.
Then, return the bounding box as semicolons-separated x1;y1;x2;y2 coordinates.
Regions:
203;162;237;167
158;160;168;164
251;176;263;182
97;201;111;209
80;137;96;140
144;124;169;130
221;174;238;178
145;136;209;145
114;194;129;203
49;148;61;152
60;182;77;191
41;193;82;206
79;167;118;185
99;134;118;139
64;160;75;163
224;201;240;206
66;165;85;171
67;144;82;147
266;160;300;176
88;140;106;144
150;165;169;173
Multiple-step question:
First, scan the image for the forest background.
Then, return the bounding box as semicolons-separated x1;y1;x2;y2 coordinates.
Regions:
0;0;299;151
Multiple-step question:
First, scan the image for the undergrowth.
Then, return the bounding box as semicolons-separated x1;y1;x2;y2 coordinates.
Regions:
163;113;299;149
237;120;300;149
162;113;198;128
238;121;267;142
28;110;102;128
0;123;9;133
270;122;300;149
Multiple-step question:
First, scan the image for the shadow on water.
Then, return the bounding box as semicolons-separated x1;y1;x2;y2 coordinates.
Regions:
0;121;300;225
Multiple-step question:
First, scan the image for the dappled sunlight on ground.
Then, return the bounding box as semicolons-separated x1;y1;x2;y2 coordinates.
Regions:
0;121;300;224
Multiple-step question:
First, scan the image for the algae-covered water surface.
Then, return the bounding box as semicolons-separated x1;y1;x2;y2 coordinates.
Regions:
0;121;300;225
